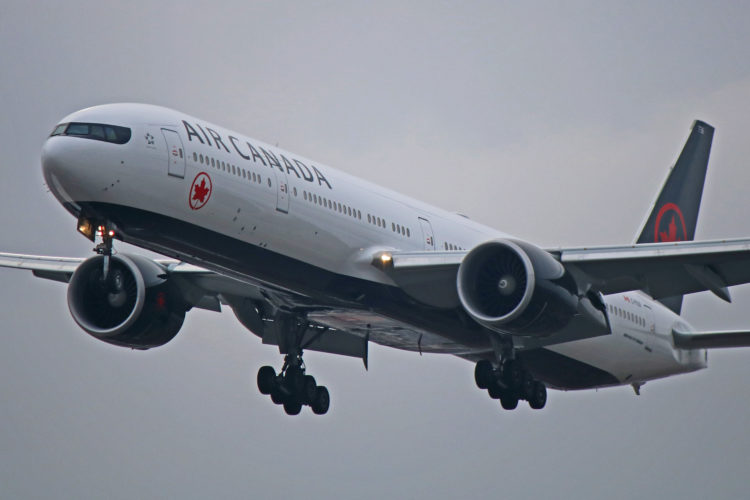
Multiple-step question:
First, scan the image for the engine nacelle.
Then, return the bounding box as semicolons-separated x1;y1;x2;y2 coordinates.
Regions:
457;239;579;337
67;254;186;349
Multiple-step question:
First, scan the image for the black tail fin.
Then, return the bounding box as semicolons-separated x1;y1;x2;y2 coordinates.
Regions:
635;120;714;313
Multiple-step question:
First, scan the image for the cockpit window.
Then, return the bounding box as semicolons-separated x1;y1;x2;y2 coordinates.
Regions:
50;124;67;136
49;122;131;144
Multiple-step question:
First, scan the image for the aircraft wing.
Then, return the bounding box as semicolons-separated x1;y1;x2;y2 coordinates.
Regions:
554;238;750;302
374;237;750;307
0;252;209;283
0;252;371;360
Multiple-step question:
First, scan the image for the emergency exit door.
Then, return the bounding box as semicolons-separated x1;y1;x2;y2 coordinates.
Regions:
162;128;185;178
418;217;435;250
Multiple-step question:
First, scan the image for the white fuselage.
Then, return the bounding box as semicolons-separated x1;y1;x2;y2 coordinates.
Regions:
40;103;707;389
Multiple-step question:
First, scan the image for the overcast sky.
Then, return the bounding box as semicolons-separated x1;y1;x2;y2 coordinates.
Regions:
1;2;750;499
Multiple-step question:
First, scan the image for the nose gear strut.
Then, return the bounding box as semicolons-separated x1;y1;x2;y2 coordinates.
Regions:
94;225;115;281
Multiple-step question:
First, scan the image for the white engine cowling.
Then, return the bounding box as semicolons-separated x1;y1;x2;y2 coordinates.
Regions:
67;254;186;349
457;239;579;337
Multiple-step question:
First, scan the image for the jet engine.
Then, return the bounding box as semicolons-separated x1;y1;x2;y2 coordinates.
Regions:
457;239;579;337
67;254;187;349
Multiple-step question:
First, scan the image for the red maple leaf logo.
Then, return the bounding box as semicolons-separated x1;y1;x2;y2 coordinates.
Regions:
189;173;212;210
654;204;687;243
659;215;682;242
193;179;209;203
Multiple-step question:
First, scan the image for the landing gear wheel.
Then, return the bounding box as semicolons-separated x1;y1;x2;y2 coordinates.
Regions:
487;383;502;399
301;375;317;404
287;366;304;392
528;381;547;409
503;360;523;388
521;375;535;401
500;392;519;410
283;399;302;415
259;312;333;416
474;360;494;389
311;386;330;415
257;366;276;395
270;389;285;405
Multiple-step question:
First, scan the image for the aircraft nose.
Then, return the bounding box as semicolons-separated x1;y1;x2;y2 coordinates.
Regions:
42;136;79;185
41;136;90;207
41;136;65;177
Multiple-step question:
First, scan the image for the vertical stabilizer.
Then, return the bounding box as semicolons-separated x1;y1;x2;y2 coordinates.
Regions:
635;120;714;313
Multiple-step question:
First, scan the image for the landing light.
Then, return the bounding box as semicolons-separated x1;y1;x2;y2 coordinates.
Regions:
373;252;394;270
77;218;95;241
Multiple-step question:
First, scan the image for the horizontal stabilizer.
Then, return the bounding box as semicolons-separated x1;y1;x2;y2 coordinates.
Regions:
672;329;750;349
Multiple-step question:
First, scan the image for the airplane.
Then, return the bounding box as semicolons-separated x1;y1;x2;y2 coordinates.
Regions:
3;103;750;416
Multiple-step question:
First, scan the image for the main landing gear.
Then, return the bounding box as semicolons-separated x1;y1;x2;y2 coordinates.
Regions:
255;312;330;416
256;355;330;415
474;358;547;410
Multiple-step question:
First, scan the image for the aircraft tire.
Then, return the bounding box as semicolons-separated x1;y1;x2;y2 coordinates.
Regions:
283;399;302;416
311;386;330;415
301;375;317;404
521;375;535;401
503;360;523;389
500;392;519;410
528;382;547;410
270;389;285;405
474;360;493;389
257;365;276;395
487;383;502;399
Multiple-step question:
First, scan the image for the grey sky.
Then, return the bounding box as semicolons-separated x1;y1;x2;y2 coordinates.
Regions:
1;1;749;499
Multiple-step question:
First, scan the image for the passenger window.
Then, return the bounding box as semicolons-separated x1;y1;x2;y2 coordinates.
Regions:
193;152;198;162
293;187;297;197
